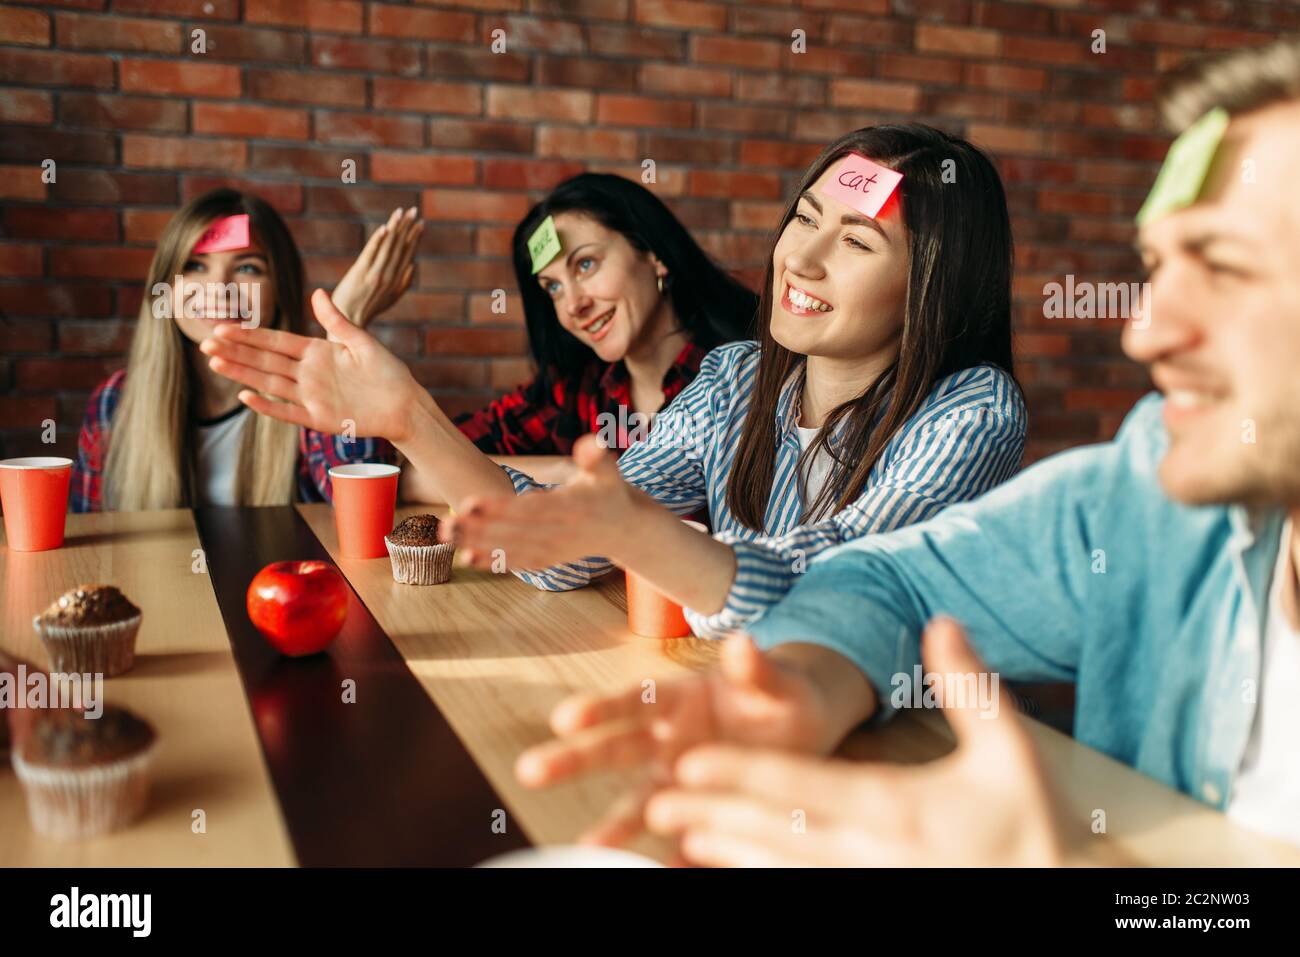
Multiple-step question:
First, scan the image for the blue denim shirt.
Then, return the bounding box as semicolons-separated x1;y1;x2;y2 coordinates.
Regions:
749;393;1288;810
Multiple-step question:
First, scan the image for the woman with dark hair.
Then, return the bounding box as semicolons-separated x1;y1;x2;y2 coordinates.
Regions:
446;124;1027;633
452;173;757;456
201;125;1026;636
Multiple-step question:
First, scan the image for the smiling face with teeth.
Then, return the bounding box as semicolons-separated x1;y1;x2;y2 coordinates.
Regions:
1126;101;1300;507
535;212;673;366
768;164;910;369
172;244;275;345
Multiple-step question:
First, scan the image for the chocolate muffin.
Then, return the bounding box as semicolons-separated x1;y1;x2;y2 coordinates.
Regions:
384;514;455;585
12;704;157;840
33;585;142;676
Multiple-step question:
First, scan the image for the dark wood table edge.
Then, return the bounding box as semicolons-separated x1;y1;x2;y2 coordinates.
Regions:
193;505;530;867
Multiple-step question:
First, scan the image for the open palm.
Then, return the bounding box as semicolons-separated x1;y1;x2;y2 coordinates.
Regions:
516;634;836;788
199;288;421;442
643;619;1066;867
447;434;635;569
514;633;840;848
331;206;422;329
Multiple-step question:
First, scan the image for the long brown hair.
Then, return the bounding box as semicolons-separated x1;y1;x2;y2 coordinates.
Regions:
726;124;1017;529
104;189;304;510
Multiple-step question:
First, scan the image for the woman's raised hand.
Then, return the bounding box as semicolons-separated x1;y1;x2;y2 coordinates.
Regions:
200;288;423;442
330;206;423;329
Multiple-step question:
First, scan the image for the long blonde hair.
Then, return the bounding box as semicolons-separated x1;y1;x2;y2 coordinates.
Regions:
104;189;304;510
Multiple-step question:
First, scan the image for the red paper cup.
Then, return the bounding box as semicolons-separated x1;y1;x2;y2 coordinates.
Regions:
0;457;72;552
329;463;400;559
626;520;707;639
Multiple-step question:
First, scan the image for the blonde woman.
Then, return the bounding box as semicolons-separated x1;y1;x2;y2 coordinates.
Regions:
70;188;421;511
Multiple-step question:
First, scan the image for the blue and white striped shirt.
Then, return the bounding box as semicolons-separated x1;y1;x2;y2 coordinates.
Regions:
502;340;1027;638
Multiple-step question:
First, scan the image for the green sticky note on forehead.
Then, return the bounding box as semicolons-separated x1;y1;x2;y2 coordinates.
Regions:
1136;107;1230;227
527;215;562;274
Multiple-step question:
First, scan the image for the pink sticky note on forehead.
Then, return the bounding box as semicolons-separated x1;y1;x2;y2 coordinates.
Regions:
192;214;250;253
821;153;903;219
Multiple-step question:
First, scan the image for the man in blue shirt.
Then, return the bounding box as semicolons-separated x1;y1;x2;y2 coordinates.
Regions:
513;38;1300;865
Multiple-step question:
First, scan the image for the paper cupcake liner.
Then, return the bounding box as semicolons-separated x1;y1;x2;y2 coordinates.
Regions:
12;743;156;841
32;614;141;678
384;538;456;585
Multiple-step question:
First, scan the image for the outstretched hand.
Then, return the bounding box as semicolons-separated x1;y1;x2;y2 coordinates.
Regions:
442;434;638;569
200;288;423;443
643;618;1068;866
514;633;844;847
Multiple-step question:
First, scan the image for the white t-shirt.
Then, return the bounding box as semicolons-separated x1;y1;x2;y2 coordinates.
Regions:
194;406;251;507
1228;519;1300;847
796;425;836;521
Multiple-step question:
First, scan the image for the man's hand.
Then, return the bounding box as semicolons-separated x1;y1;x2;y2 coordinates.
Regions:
514;633;849;846
643;618;1067;866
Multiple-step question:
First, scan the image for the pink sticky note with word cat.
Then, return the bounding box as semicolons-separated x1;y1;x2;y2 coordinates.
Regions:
821;153;903;219
192;214;250;253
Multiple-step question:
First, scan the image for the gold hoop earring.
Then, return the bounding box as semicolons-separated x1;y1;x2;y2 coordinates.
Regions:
657;275;665;293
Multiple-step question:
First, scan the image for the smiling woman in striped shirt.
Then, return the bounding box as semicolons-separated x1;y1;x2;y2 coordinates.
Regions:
200;124;1027;636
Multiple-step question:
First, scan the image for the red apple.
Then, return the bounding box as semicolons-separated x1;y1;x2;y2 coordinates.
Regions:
246;561;349;657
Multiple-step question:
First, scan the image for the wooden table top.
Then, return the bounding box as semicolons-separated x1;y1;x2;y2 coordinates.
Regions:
0;509;293;866
3;502;1298;866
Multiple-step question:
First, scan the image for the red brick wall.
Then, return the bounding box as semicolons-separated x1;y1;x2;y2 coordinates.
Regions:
0;0;1291;465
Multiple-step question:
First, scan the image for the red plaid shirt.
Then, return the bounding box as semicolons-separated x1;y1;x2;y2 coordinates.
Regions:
70;370;396;512
455;341;708;455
